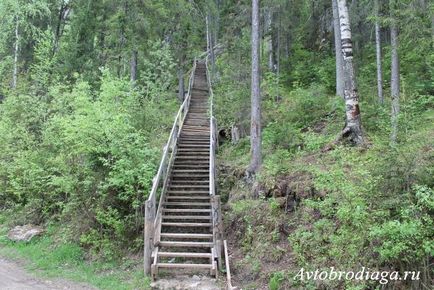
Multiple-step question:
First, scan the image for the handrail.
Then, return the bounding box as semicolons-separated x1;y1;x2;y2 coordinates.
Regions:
206;56;216;198
147;58;196;205
144;59;196;275
224;240;237;290
205;52;237;290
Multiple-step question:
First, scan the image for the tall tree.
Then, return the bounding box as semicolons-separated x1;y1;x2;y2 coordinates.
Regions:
390;0;400;143
266;8;274;71
337;0;364;145
248;0;262;175
0;0;49;89
332;0;344;98
375;0;384;104
12;16;19;89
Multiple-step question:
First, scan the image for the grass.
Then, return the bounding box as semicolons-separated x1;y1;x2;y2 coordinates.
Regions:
0;220;151;290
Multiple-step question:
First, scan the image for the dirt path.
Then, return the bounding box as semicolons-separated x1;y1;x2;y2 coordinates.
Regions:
0;258;95;290
150;275;221;290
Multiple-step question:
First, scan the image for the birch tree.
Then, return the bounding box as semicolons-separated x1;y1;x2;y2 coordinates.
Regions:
337;0;364;145
332;0;344;98
375;0;384;104
390;0;400;143
0;0;49;89
248;0;262;175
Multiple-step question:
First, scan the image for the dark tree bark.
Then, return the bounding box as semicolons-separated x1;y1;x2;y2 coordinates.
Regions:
248;0;262;175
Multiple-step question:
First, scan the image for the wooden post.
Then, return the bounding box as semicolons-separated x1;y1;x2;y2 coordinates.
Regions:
216;196;223;269
144;200;155;276
211;195;223;270
224;240;237;290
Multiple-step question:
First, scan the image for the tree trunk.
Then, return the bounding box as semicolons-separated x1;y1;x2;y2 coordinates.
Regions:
337;0;364;145
231;125;240;144
390;0;400;144
375;0;384;104
276;9;281;77
332;0;344;98
248;0;262;175
206;13;216;72
266;9;274;71
12;17;19;90
130;50;138;83
177;65;184;102
53;2;69;54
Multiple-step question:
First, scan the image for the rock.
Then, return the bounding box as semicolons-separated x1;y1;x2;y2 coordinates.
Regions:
150;276;220;290
7;225;44;242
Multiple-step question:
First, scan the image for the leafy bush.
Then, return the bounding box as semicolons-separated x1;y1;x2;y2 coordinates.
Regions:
0;67;177;257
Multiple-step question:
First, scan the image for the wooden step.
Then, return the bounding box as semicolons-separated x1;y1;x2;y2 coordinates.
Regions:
163;202;210;206
166;193;210;197
162;215;211;220
156;263;212;269
172;173;209;179
160;233;213;239
178;130;210;134
180;134;210;137
166;190;209;194
170;180;209;183
186;117;207;120
177;149;210;153
169;185;209;188
175;156;209;160
177;152;210;156
159;241;213;247
172;169;209;173
178;144;209;148
166;196;210;200
178;143;210;146
172;166;209;169
162;208;211;213
158;252;212;258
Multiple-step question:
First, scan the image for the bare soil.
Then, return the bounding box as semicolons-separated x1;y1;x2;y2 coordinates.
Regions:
0;257;95;290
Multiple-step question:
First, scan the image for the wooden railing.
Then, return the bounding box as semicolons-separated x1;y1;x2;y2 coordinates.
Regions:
143;59;196;275
206;55;237;290
224;240;237;290
205;54;224;276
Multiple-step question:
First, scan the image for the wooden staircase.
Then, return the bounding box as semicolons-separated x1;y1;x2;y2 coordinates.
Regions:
144;60;222;280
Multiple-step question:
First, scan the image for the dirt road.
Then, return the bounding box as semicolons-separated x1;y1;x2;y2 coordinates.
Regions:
0;258;95;290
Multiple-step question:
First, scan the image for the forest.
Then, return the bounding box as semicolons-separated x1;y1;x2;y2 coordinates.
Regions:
0;0;432;289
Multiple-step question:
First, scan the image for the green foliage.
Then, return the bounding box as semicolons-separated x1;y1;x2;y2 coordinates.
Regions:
141;40;176;99
269;271;285;290
370;185;434;264
0;68;178;257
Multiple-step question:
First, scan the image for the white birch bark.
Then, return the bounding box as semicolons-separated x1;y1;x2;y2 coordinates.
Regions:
249;0;262;175
332;0;344;98
390;0;400;143
337;0;364;145
375;0;384;104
